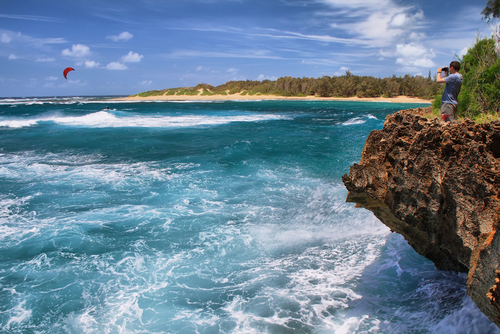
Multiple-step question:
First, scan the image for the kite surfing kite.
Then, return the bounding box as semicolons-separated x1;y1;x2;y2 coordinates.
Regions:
63;67;75;79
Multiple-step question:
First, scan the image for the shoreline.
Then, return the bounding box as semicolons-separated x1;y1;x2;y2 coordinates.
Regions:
110;93;432;104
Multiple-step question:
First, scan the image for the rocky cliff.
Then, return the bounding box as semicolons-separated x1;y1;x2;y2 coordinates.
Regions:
342;107;500;327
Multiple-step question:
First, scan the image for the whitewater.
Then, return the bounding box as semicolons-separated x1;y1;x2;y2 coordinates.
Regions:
0;97;498;333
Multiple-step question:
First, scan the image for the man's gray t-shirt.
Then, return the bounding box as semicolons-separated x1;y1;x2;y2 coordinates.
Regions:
442;73;463;105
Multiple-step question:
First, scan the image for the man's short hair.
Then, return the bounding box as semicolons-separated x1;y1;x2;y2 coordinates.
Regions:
450;61;460;71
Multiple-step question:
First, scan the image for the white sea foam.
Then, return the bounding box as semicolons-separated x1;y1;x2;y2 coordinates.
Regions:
0;96;89;106
0;196;40;243
342;117;366;126
3;300;32;330
341;113;379;126
0;111;290;129
431;296;500;333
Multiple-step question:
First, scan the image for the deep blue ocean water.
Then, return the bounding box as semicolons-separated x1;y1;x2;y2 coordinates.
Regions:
0;97;498;334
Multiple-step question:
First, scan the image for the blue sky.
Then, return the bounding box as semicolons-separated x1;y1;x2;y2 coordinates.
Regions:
0;0;491;97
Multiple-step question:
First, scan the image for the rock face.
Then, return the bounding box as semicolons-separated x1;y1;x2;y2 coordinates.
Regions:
342;108;500;327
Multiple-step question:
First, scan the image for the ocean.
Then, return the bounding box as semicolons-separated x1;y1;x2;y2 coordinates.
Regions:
0;97;498;334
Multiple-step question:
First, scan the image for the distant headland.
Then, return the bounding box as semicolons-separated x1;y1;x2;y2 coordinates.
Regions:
114;74;437;103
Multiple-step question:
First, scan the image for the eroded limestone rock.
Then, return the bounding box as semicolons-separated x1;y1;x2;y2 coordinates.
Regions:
342;107;500;327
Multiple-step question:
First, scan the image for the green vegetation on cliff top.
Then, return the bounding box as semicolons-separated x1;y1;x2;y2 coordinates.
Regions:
431;3;500;122
431;35;500;122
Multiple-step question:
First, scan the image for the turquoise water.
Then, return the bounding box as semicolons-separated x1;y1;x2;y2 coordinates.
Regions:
0;98;497;333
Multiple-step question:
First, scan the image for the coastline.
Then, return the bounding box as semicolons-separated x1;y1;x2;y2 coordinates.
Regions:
110;93;432;104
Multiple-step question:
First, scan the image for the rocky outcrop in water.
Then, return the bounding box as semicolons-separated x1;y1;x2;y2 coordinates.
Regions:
342;107;500;327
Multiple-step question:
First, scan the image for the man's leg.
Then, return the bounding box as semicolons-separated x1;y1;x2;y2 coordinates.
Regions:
440;103;457;123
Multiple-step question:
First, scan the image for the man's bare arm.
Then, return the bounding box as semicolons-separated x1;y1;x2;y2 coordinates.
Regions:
436;68;447;84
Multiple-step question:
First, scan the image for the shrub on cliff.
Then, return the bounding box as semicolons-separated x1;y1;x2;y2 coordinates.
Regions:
460;36;500;117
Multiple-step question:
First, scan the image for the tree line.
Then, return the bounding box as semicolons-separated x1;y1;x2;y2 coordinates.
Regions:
135;72;441;100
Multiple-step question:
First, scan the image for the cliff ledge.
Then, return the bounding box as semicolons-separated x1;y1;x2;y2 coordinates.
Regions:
342;107;500;327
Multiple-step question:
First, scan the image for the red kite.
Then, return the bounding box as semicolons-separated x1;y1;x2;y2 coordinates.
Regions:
63;67;75;79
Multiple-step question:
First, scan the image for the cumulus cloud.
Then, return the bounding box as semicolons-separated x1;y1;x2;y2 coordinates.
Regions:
320;0;429;52
121;51;143;62
8;54;18;60
1;33;12;43
396;43;427;58
140;80;153;85
46;76;58;81
413;58;435;67
107;31;133;42
388;10;424;29
62;44;91;57
338;9;425;47
334;66;350;76
395;42;435;70
257;74;278;81
227;68;238;74
457;46;469;57
84;60;100;68
106;62;127;70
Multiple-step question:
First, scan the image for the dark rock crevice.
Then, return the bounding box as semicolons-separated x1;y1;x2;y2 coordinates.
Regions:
342;107;500;327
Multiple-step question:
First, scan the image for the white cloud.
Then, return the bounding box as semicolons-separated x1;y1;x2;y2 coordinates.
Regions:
46;76;58;81
195;66;220;73
62;44;91;57
8;54;18;60
85;60;100;68
0;14;64;23
388;13;409;28
121;51;143;62
389;10;424;29
140;80;153;85
106;62;127;70
409;32;427;41
0;30;65;48
320;0;428;50
413;58;435;67
66;79;81;85
1;33;12;43
168;49;282;60
107;31;133;42
36;57;55;62
334;66;350;76
320;0;392;10
396;43;427;58
341;9;425;47
395;42;435;70
227;68;238;74
257;74;278;81
457;47;469;57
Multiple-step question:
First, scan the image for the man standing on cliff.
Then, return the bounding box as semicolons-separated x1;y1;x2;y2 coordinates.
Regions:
436;61;462;123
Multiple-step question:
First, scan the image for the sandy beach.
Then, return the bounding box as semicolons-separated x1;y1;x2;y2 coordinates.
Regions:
111;92;432;104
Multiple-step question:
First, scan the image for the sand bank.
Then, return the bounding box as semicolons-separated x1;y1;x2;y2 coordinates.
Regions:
111;93;432;104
